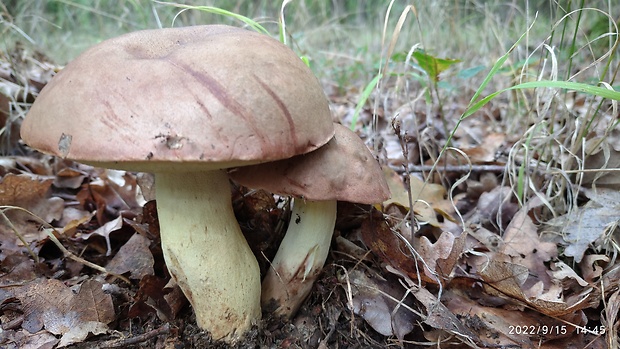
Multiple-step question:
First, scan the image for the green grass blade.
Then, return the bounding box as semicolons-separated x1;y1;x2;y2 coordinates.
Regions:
349;73;382;130
463;80;620;120
467;30;529;107
154;1;270;35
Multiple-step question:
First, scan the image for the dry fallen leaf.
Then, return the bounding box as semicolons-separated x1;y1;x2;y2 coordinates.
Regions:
547;187;620;263
339;269;418;339
581;135;620;189
79;215;124;256
12;278;115;347
58;208;95;237
53;167;86;189
461;132;506;163
360;210;425;283
551;260;589;287
478;259;592;317
0;253;37;286
1;329;59;349
389;266;479;344
473;185;518;229
105;232;154;280
603;289;620;346
76;170;142;226
383;167;453;226
501;197;557;289
444;287;586;348
414;230;466;284
0;174;64;254
128;275;184;322
579;254;609;283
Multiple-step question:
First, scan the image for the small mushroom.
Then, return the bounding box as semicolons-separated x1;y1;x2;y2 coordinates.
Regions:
20;25;334;342
229;123;390;318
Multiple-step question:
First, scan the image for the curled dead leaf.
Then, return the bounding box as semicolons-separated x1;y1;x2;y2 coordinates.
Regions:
501;197;557;288
0;174;64;254
388;266;480;345
338;269;418;339
105;232;154;280
11;278;114;347
478;259;593;317
383;167;454;227
415;231;467;284
445;287;586;348
78;215;124;256
579;254;609;283
360;210;425;283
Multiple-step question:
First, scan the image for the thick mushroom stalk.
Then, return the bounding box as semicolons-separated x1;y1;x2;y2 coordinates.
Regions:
156;170;260;341
261;199;336;316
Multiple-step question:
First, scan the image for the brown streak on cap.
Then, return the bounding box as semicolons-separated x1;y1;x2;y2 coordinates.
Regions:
253;76;298;149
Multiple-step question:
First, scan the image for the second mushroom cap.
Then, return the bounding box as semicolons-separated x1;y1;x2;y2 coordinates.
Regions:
229;123;390;203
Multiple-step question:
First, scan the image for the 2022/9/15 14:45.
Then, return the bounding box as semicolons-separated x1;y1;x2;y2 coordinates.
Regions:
508;325;606;336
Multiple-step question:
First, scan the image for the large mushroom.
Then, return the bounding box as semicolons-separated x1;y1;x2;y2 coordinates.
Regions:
20;25;334;342
229;123;390;318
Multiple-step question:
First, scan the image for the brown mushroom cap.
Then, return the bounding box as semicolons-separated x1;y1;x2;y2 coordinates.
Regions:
20;25;334;172
229;123;390;203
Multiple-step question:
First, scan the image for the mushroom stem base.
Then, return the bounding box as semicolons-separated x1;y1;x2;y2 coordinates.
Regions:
156;170;260;342
261;199;337;318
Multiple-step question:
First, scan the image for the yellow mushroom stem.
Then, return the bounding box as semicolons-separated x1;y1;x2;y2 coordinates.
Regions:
156;170;261;342
261;198;337;318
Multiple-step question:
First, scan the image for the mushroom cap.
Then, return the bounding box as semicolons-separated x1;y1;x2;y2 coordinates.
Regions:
21;25;334;172
229;123;390;204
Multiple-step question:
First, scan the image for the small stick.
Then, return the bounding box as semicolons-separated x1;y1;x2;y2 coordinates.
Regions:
0;205;131;284
405;164;508;173
88;323;171;348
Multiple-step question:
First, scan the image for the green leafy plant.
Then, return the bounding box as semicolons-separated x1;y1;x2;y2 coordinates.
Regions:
411;50;461;83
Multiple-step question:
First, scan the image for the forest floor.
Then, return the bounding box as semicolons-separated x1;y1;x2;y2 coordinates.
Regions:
1;2;620;348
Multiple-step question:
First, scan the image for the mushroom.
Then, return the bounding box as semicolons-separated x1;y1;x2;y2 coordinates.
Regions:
229;123;390;318
20;25;334;342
